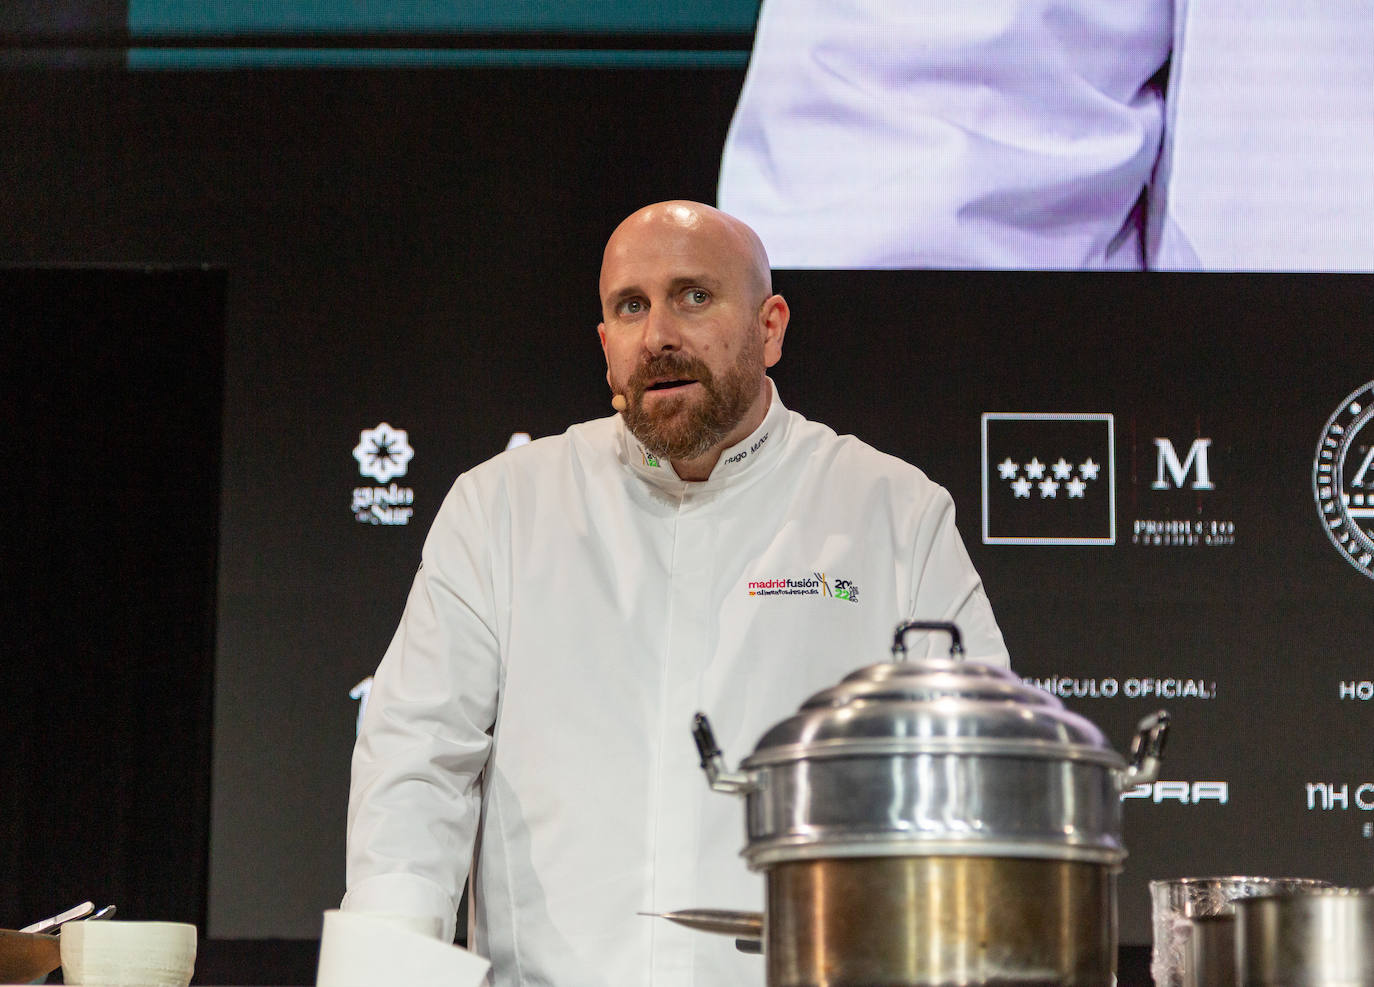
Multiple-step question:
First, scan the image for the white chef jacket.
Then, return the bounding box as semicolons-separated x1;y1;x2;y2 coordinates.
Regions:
343;383;1008;987
717;0;1374;272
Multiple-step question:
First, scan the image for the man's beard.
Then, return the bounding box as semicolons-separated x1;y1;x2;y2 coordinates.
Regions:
619;338;764;462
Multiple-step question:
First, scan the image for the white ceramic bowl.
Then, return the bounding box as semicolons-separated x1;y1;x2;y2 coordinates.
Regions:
60;920;197;987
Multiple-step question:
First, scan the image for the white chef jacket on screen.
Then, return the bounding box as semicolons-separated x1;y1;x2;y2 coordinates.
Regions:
718;0;1374;272
343;383;1007;987
1148;0;1374;271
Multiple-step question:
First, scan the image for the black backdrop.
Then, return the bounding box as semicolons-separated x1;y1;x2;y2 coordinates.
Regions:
2;267;224;930
4;64;1372;961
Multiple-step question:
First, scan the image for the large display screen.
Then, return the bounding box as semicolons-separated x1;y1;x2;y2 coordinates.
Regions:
23;0;1373;269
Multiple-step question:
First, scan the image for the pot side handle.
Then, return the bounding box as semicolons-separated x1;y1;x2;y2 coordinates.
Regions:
1119;709;1171;793
692;713;755;795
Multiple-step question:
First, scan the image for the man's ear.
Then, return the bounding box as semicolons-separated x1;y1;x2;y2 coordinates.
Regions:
760;295;789;368
598;322;614;390
598;321;614;372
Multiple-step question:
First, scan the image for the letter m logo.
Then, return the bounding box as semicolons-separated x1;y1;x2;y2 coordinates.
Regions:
1152;438;1215;490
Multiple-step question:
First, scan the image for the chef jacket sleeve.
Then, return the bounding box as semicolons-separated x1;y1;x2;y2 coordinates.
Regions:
342;477;501;943
716;0;1172;269
906;486;1010;667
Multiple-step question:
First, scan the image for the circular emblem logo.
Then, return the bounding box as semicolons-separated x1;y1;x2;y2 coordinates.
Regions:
1313;381;1374;580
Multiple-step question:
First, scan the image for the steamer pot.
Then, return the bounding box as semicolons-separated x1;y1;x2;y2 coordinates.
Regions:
692;620;1169;986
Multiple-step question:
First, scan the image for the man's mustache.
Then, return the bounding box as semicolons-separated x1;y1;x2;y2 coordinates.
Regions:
627;354;713;395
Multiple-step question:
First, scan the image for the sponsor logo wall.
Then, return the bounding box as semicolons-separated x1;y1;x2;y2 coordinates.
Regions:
217;271;1374;941
976;375;1373;908
772;274;1373;940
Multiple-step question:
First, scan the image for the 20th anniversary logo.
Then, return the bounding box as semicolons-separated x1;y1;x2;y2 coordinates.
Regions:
1313;381;1374;580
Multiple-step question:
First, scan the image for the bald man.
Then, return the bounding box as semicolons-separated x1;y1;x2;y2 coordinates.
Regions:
343;202;1007;986
598;201;786;480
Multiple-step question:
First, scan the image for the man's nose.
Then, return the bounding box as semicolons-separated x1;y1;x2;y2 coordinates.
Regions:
643;305;683;352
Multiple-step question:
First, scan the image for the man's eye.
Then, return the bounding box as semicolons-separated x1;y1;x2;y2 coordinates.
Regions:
683;289;709;306
618;298;645;315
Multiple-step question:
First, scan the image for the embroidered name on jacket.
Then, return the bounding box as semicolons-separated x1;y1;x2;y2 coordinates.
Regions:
747;571;859;601
723;431;770;468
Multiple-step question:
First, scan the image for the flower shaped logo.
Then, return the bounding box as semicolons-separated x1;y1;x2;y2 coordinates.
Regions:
353;423;414;483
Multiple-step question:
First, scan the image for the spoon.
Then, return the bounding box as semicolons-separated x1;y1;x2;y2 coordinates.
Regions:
85;904;117;923
20;902;116;936
20;901;93;935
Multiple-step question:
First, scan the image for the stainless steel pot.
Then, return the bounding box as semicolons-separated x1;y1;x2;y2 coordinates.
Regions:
1236;888;1374;986
691;620;1170;986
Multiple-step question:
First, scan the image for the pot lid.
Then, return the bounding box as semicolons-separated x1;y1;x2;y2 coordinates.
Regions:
742;622;1122;769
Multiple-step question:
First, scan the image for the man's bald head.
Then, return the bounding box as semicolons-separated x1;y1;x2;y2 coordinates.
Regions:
595;200;789;479
599;200;773;310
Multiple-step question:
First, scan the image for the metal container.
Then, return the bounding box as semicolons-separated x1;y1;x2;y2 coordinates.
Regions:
1186;915;1237;987
1150;877;1336;987
692;620;1170;986
1236;888;1374;986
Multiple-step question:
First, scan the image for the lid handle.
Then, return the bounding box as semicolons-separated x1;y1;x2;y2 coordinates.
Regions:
891;620;965;662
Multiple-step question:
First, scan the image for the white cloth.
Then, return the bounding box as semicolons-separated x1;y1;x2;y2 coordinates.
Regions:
718;0;1172;269
1149;0;1374;271
343;384;1007;987
718;0;1374;272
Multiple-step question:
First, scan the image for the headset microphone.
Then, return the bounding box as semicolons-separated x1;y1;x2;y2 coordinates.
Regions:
611;394;628;413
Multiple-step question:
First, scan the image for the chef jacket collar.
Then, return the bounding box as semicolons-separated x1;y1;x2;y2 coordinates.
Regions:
619;378;791;492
